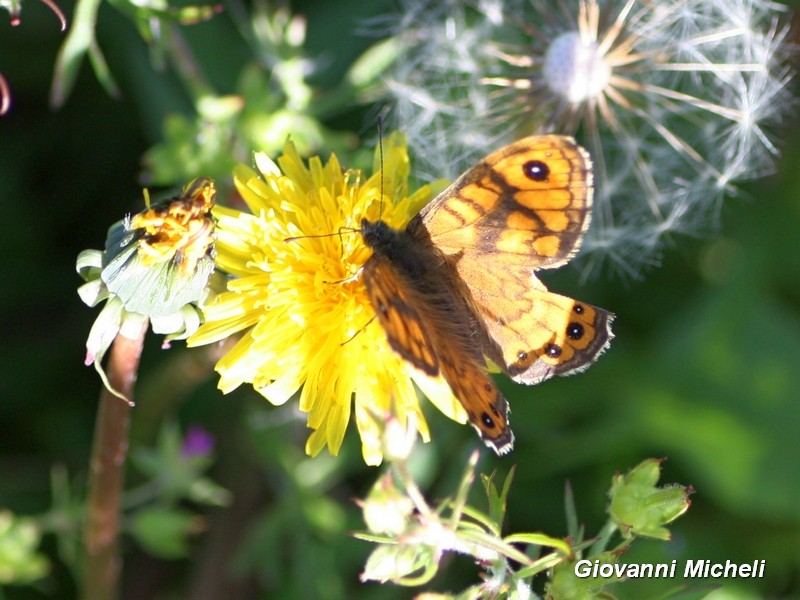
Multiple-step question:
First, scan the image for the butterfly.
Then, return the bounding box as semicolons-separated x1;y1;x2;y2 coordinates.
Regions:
360;135;613;455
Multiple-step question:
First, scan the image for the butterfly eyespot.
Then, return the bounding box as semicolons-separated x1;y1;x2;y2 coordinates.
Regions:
545;343;562;358
523;160;550;182
517;350;528;361
573;304;585;314
566;322;585;340
481;413;496;430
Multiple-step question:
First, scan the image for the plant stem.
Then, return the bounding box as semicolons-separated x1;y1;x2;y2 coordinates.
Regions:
81;320;148;600
168;25;215;101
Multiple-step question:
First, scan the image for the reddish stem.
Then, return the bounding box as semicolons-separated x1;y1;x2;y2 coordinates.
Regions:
81;321;148;600
40;0;67;31
0;74;10;116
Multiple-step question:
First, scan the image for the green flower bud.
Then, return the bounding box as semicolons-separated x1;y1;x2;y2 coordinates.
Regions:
546;551;622;600
360;543;437;584
361;473;414;536
609;459;693;541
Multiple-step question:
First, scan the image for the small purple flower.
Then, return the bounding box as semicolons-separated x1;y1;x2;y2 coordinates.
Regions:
181;426;215;458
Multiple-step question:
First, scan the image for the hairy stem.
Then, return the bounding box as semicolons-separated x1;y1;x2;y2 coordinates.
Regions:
81;320;148;600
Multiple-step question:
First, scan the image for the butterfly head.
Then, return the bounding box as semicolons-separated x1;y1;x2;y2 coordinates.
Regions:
360;218;403;257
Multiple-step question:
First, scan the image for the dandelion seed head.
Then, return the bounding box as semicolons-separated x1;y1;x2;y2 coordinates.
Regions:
479;0;505;25
544;32;612;103
382;0;795;277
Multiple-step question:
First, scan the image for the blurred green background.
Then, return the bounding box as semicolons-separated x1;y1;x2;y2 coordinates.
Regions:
1;0;799;598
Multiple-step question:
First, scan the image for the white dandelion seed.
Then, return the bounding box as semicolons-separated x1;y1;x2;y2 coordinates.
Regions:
383;0;795;277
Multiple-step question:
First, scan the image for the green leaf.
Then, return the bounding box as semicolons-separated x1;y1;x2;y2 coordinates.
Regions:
565;481;581;542
481;465;515;529
0;511;49;585
50;0;120;107
129;506;198;559
504;532;572;557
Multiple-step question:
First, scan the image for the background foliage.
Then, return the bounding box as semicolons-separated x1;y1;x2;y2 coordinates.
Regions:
1;0;799;598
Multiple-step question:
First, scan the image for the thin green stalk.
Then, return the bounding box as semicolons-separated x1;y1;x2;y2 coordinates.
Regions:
167;25;216;101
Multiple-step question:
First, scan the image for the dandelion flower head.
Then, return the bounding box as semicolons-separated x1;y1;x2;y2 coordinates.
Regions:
385;0;794;276
188;134;467;465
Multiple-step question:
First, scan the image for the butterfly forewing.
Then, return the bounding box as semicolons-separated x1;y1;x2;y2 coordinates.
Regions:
418;135;593;269
416;135;613;387
362;234;514;454
362;254;439;376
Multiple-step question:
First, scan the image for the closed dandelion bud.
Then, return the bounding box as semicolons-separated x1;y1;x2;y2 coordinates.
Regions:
77;177;217;400
101;177;217;317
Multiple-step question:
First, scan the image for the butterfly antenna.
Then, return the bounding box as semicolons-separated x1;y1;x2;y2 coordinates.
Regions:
284;228;358;243
341;315;376;346
377;114;384;219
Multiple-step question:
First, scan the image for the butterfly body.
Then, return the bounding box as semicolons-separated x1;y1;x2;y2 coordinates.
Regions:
361;136;613;454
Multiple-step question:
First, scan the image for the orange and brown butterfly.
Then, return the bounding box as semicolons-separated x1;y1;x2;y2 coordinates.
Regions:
360;135;613;455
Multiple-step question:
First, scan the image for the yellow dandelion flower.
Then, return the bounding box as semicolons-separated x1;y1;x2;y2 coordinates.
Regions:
188;134;466;465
